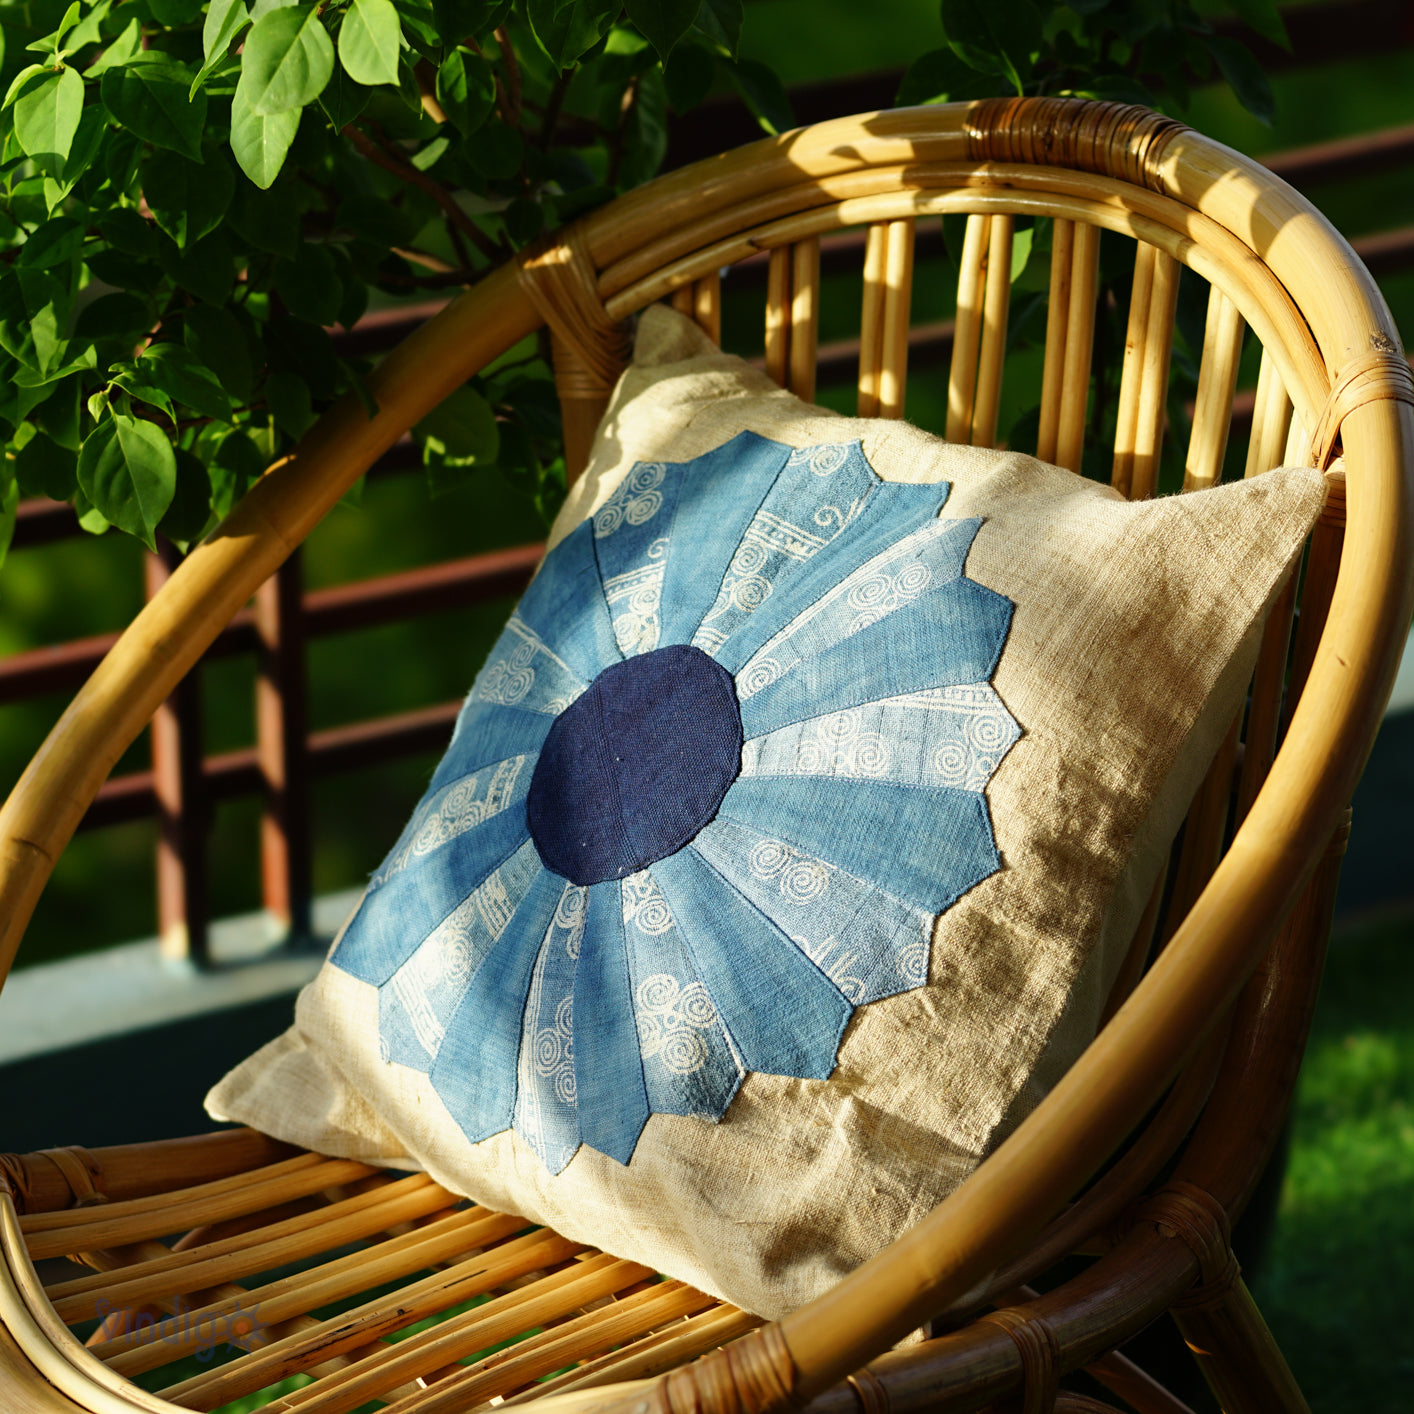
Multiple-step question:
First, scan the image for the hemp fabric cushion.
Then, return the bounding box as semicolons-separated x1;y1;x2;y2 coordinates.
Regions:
209;305;1327;1320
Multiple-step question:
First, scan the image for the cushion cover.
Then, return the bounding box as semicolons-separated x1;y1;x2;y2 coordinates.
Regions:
209;304;1327;1319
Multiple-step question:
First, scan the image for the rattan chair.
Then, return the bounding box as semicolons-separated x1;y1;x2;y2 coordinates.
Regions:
2;97;1411;1414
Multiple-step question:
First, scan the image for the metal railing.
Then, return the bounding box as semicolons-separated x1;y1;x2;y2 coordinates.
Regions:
4;25;1413;967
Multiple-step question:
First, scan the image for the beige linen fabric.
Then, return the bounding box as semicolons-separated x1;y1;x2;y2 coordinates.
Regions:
210;306;1327;1320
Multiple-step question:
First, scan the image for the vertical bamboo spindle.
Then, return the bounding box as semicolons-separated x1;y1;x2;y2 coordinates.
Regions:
146;544;210;965
764;245;792;390
1113;244;1179;500
256;550;312;940
692;270;722;346
788;236;820;404
857;223;888;418
1244;349;1294;480
1183;286;1245;492
946;214;990;443
670;286;693;319
971;214;1014;447
1036;218;1075;465
1055;222;1100;475
877;219;916;420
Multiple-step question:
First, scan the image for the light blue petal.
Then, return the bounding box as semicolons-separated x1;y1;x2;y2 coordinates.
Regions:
331;800;533;986
377;839;544;1070
739;576;1014;740
693;819;932;1005
513;884;586;1174
655;431;792;646
464;614;586;718
430;867;565;1143
718;775;1001;915
652;847;851;1080
430;704;553;794
514;519;621;682
573;883;651;1164
619;870;745;1121
739;683;1021;791
704;457;951;671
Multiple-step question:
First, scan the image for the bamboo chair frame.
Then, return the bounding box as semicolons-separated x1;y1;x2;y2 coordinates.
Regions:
1;98;1412;1414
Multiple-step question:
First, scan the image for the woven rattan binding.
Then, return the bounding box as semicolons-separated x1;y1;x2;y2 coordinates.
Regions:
1134;1180;1241;1314
1310;349;1414;469
654;1323;798;1414
965;96;1189;193
976;1305;1062;1414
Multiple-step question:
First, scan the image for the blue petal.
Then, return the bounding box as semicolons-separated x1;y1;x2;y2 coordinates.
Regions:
709;476;951;672
656;431;791;646
739;576;1014;740
693;819;932;1005
515;519;621;682
619;871;744;1121
331;803;533;986
718;775;1001;915
573;882;651;1164
430;867;564;1143
377;839;544;1070
652;847;851;1080
430;705;553;794
463;614;587;719
513;884;586;1174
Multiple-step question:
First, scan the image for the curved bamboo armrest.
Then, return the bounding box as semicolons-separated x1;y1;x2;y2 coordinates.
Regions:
1;98;1412;1414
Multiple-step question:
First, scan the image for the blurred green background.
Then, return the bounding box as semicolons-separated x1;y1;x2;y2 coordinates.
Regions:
1;2;1412;1409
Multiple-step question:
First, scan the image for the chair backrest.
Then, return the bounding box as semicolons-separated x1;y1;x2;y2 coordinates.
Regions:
0;96;1410;1412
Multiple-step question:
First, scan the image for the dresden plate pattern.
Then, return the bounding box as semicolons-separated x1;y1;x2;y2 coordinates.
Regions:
332;432;1020;1173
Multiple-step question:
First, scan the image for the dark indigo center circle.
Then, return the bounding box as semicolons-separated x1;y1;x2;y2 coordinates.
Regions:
527;644;742;886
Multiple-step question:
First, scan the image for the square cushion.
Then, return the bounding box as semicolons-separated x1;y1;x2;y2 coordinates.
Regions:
209;304;1327;1320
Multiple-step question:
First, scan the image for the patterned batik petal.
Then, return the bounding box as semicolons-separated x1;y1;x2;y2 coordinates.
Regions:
690;441;879;658
573;883;652;1164
739;684;1021;791
333;760;535;987
429;703;554;795
619;870;745;1120
652;847;851;1080
655;431;792;645
378;839;544;1070
514;519;621;682
693;819;932;1005
738;576;1014;739
719;775;1000;916
705;468;951;673
465;615;586;718
430;868;565;1144
513;884;586;1174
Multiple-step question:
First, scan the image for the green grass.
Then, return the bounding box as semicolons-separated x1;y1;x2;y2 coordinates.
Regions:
1252;907;1414;1411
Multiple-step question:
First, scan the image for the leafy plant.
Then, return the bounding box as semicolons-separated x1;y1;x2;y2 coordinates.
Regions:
0;0;781;562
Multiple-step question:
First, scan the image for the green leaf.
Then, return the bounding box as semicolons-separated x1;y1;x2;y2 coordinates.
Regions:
414;383;499;470
25;2;80;57
1227;0;1291;50
339;0;401;87
67;0;114;52
939;0;1043;93
896;46;992;106
624;0;698;62
725;59;793;137
526;0;618;71
265;371;312;439
243;5;336;116
435;47;495;136
184;304;256;399
266;318;339;399
0;268;68;373
138;342;234;420
142;147;235;246
13;66;83;173
108;362;176;421
431;0;509;43
466;118;522;178
3;65;51;111
1207;35;1274;124
251;0;301;17
77;413;177;549
159;446;214;544
230;73;301;187
16;216;85;270
151;0;205;25
12;344;96;388
97;206;158;257
100;61;207;160
210;426;268;516
620;61;667;187
193;0;251;95
693;0;743;58
83;18;141;76
663;40;715;113
75;291;149;340
0;460;16;566
317;62;371;129
228;174;300;256
157;229;235;305
14;431;77;501
273;242;343;325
